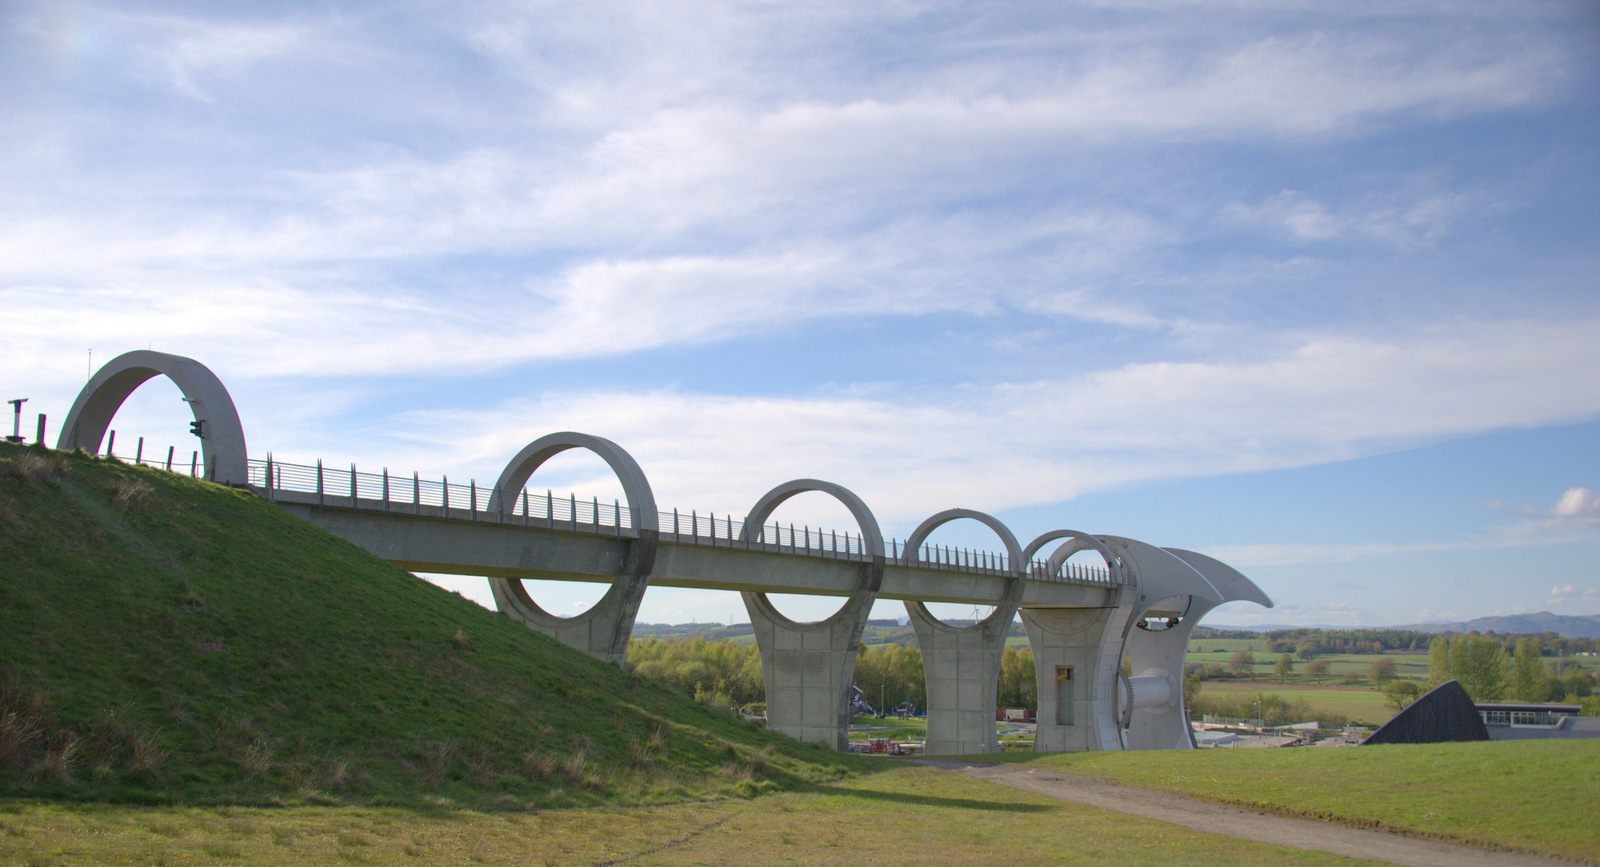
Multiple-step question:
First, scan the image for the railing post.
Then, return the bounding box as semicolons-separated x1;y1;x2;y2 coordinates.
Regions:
592;495;598;533
443;475;450;517
692;511;698;545
546;490;553;527
316;459;324;510
470;480;477;523
522;489;529;527
673;508;679;538
570;493;576;530
383;468;390;513
265;454;274;501
414;472;420;517
351;463;357;508
615;499;621;537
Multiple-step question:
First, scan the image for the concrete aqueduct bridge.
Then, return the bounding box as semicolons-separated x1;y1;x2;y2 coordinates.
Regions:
60;350;1273;755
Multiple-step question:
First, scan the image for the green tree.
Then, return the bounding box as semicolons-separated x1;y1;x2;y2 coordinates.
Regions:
1273;653;1294;679
1441;634;1510;701
996;646;1036;709
1427;635;1451;685
1383;680;1424;711
1560;670;1593;699
1182;669;1203;708
1228;649;1256;679
1303;659;1331;680
1367;656;1397;689
1512;638;1552;701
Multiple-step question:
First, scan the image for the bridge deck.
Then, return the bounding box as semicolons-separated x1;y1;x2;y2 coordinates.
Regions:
266;488;1119;608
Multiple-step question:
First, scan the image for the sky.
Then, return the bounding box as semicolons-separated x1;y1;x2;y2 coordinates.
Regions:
3;1;1598;629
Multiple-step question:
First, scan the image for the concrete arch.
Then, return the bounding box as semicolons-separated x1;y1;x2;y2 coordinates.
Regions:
737;479;885;749
485;432;659;664
1021;528;1125;582
57;350;248;485
901;508;1025;629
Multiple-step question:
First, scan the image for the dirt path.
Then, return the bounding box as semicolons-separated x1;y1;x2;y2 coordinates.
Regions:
918;760;1573;867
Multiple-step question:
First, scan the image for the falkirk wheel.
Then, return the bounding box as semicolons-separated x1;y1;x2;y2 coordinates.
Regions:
59;350;1274;753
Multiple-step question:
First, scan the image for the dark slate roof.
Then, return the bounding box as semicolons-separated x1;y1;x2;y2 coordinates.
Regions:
1362;679;1490;746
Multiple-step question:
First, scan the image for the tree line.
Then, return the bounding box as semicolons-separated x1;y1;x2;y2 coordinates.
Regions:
626;637;1039;713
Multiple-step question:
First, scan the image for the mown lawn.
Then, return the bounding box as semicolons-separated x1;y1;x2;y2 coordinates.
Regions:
0;765;1385;866
1016;739;1600;863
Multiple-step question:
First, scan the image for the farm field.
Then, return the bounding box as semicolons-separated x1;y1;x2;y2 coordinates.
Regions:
1198;681;1395;726
0;765;1379;867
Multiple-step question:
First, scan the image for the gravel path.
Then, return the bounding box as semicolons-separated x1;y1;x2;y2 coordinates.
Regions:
918;760;1574;867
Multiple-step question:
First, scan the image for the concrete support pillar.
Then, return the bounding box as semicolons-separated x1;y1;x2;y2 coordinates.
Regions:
739;479;886;751
901;508;1024;756
743;590;874;750
1021;590;1137;752
906;600;1018;755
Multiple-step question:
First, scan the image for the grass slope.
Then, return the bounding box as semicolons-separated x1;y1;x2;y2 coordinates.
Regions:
0;444;857;809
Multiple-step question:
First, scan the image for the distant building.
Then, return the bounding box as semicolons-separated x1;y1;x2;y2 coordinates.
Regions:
1476;703;1600;740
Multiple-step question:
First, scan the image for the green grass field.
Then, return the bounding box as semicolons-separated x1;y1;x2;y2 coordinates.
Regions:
0;765;1385;866
1198;682;1395;726
1017;739;1600;863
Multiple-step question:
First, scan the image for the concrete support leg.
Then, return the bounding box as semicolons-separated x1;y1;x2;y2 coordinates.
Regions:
1021;591;1137;752
743;591;874;750
490;572;648;665
1121;597;1215;750
906;602;1017;756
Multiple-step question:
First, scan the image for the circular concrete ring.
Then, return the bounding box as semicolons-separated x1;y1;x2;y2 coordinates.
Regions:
1021;529;1126;584
738;478;886;627
489;432;659;620
57;350;248;485
901;508;1024;629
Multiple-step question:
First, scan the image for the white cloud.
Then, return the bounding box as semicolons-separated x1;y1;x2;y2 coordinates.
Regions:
1547;584;1600;606
1544;488;1600;529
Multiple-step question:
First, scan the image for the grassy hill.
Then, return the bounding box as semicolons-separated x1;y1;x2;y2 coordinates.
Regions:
0;443;857;809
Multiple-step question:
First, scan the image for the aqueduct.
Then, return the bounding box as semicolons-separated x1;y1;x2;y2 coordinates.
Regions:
58;350;1273;754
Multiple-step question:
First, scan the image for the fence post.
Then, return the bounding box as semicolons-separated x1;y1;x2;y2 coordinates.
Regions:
136;437;144;464
107;430;115;458
34;414;45;446
191;450;198;477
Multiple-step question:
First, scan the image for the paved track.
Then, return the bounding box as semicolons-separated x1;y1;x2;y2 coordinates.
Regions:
919;760;1574;867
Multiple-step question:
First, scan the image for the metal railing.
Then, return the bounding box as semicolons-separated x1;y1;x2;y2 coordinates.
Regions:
243;456;1119;587
89;438;1119;586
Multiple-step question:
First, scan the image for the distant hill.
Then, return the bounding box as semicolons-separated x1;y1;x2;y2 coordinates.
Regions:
1387;612;1600;639
0;443;854;808
1206;612;1600;639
